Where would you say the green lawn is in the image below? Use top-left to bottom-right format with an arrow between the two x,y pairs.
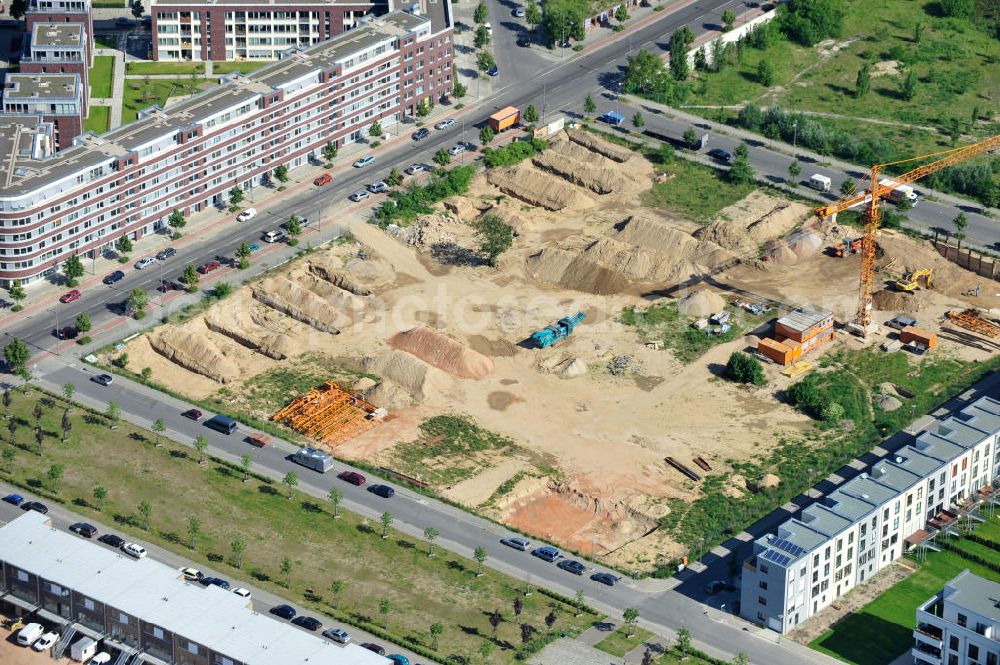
84,106 -> 110,135
594,627 -> 654,657
89,55 -> 115,98
621,302 -> 750,364
91,0 -> 127,6
122,78 -> 210,124
642,158 -> 754,224
213,60 -> 273,75
126,61 -> 206,75
94,35 -> 119,50
0,388 -> 598,664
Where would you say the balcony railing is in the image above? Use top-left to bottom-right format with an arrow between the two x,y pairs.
915,623 -> 943,641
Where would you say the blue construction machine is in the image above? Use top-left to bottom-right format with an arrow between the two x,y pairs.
530,312 -> 586,348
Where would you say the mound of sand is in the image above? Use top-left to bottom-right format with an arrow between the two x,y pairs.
565,128 -> 633,163
362,350 -> 454,402
486,164 -> 588,211
525,248 -> 633,295
880,383 -> 900,397
307,260 -> 373,296
766,242 -> 798,265
531,149 -> 625,195
759,473 -> 781,489
695,221 -> 757,256
877,394 -> 902,411
251,276 -> 343,334
873,288 -> 922,313
556,357 -> 588,378
614,215 -> 734,268
390,326 -> 495,379
468,335 -> 519,358
715,192 -> 810,243
203,297 -> 299,360
366,380 -> 413,411
149,327 -> 240,383
678,289 -> 726,316
787,231 -> 823,258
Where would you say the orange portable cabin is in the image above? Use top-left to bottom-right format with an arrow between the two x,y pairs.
488,106 -> 520,132
775,308 -> 834,343
758,338 -> 796,366
900,326 -> 937,350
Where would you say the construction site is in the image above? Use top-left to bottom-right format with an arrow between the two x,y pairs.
101,128 -> 1000,569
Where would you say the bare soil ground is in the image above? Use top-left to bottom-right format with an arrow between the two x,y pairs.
112,130 -> 999,569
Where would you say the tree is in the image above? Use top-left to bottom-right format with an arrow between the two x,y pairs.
280,556 -> 292,587
624,50 -> 670,96
230,538 -> 246,568
632,111 -> 645,129
328,487 -> 342,519
329,579 -> 344,609
131,0 -> 144,19
186,516 -> 201,549
127,288 -> 149,314
474,1 -> 489,24
525,1 -> 541,26
453,81 -> 468,99
115,234 -> 133,256
475,214 -> 514,267
474,545 -> 488,576
479,640 -> 493,661
63,253 -> 85,287
368,120 -> 384,138
855,62 -> 871,98
430,622 -> 444,650
913,20 -> 925,44
840,179 -> 857,196
899,68 -> 917,101
614,3 -> 629,23
722,9 -> 736,30
273,164 -> 289,185
9,0 -> 26,20
513,596 -> 523,616
385,168 -> 403,188
75,312 -> 91,333
92,485 -> 107,512
2,389 -> 9,420
322,141 -> 338,165
2,447 -> 15,474
821,400 -> 845,422
7,417 -> 17,445
4,338 -> 29,371
214,282 -> 232,298
239,453 -> 253,482
416,98 -> 433,117
181,263 -> 200,289
168,209 -> 186,231
659,142 -> 675,165
583,94 -> 596,115
285,215 -> 303,238
940,0 -> 974,18
282,471 -> 298,499
378,598 -> 392,629
676,627 -> 692,655
193,434 -> 208,464
138,499 -> 152,531
235,241 -> 252,270
953,212 -> 969,250
479,125 -> 495,146
105,401 -> 121,427
380,510 -> 393,538
669,28 -> 692,81
475,24 -> 491,49
228,185 -> 244,209
757,59 -> 775,86
778,0 -> 845,46
424,526 -> 439,556
540,0 -> 586,45
520,623 -> 534,644
683,126 -> 698,149
694,46 -> 708,71
523,104 -> 539,124
8,280 -> 26,306
47,463 -> 65,491
61,384 -> 76,405
152,418 -> 165,447
433,148 -> 452,166
489,609 -> 503,639
18,367 -> 32,394
574,589 -> 585,616
788,160 -> 802,183
728,153 -> 755,185
621,607 -> 640,636
642,649 -> 655,665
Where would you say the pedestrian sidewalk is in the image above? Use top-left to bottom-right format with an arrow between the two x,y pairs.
451,0 -> 492,101
95,47 -> 126,129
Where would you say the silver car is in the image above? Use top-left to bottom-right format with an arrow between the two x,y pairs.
349,190 -> 370,202
367,181 -> 389,194
405,163 -> 427,175
448,143 -> 466,156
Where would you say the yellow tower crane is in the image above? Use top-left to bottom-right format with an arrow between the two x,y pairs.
815,134 -> 1000,336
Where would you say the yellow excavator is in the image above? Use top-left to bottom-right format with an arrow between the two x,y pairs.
895,268 -> 932,292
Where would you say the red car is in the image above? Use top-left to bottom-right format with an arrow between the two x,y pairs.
313,173 -> 333,186
182,409 -> 203,421
198,260 -> 221,275
59,289 -> 81,303
338,471 -> 366,486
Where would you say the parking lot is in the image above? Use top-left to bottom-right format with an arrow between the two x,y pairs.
0,617 -> 74,665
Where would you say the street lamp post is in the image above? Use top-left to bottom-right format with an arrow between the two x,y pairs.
793,120 -> 798,153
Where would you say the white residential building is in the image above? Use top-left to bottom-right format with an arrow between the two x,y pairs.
914,569 -> 1000,665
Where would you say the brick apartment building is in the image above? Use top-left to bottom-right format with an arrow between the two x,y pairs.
24,0 -> 94,67
0,6 -> 452,286
150,0 -> 389,61
2,73 -> 84,151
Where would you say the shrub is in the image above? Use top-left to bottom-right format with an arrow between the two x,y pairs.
726,352 -> 767,385
482,139 -> 547,167
76,336 -> 92,345
372,165 -> 476,227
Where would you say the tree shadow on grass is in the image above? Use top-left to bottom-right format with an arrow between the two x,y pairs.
258,484 -> 279,496
300,501 -> 323,513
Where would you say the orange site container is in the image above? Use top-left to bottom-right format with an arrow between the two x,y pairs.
758,338 -> 795,366
900,326 -> 937,350
775,308 -> 834,344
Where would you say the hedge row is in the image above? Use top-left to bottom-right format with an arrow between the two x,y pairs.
938,537 -> 1000,573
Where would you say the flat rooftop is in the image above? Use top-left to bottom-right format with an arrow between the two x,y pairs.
0,512 -> 389,665
777,308 -> 833,333
31,22 -> 84,47
152,0 -> 385,5
944,569 -> 1000,623
5,73 -> 80,101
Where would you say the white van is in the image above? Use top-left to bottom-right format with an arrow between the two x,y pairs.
262,229 -> 286,243
122,542 -> 147,558
16,623 -> 44,646
809,174 -> 831,192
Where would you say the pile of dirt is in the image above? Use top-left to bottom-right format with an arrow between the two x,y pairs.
486,164 -> 588,211
307,260 -> 373,296
873,288 -> 922,313
149,327 -> 240,383
444,196 -> 490,221
876,394 -> 902,411
765,241 -> 799,265
468,335 -> 519,358
614,215 -> 734,267
565,128 -> 633,163
759,473 -> 781,489
555,356 -> 588,378
203,295 -> 298,360
366,381 -> 413,410
251,276 -> 343,334
390,326 -> 495,379
677,289 -> 726,316
583,238 -> 699,283
694,221 -> 757,256
716,191 -> 811,243
362,350 -> 454,402
787,231 -> 823,258
531,149 -> 625,195
526,248 -> 633,295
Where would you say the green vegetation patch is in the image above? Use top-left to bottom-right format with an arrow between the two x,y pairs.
373,165 -> 476,227
89,56 -> 115,98
642,159 -> 754,224
122,78 -> 210,124
621,302 -> 746,363
213,60 -> 273,74
126,61 -> 206,75
594,627 -> 654,657
84,106 -> 110,135
94,35 -> 119,49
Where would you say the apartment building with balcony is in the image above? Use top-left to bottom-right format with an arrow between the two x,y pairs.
0,510 -> 388,665
24,0 -> 93,67
19,23 -> 90,116
0,7 -> 452,286
2,73 -> 84,151
150,0 -> 389,61
914,569 -> 1000,665
741,395 -> 1000,634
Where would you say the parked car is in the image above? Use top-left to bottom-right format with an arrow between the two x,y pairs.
367,484 -> 395,498
32,631 -> 59,651
247,242 -> 261,253
91,373 -> 114,386
179,567 -> 203,581
387,655 -> 410,665
232,587 -> 252,600
557,559 -> 586,575
405,163 -> 426,175
135,257 -> 157,270
322,627 -> 351,644
263,229 -> 287,243
236,207 -> 257,222
198,260 -> 221,274
590,572 -> 620,586
201,577 -> 230,590
103,270 -> 125,285
500,537 -> 530,551
292,616 -> 322,631
21,501 -> 48,514
60,289 -> 81,303
360,643 -> 386,656
349,190 -> 370,202
69,522 -> 98,538
3,493 -> 24,506
156,247 -> 177,261
707,148 -> 733,164
434,118 -> 456,130
412,128 -> 430,141
159,278 -> 183,292
91,653 -> 112,664
16,623 -> 44,646
516,36 -> 531,47
270,604 -> 297,620
531,546 -> 561,562
353,155 -> 375,168
121,542 -> 147,559
513,5 -> 525,17
182,408 -> 203,421
886,315 -> 918,330
367,181 -> 389,194
448,143 -> 466,156
313,173 -> 333,186
56,326 -> 79,340
115,17 -> 132,26
337,470 -> 366,486
487,63 -> 499,77
98,534 -> 126,548
484,21 -> 492,35
704,580 -> 736,595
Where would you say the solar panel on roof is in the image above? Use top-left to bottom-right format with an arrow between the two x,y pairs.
771,538 -> 806,557
761,549 -> 791,567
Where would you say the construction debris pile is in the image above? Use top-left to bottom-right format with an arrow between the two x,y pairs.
272,381 -> 386,447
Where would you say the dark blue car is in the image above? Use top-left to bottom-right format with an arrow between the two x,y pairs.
103,270 -> 125,285
2,493 -> 24,506
201,577 -> 230,590
557,559 -> 586,575
270,604 -> 297,620
531,546 -> 561,562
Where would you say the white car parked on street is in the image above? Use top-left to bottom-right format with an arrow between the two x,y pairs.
236,207 -> 257,222
122,542 -> 147,558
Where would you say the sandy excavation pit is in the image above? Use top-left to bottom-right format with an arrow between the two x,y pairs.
111,129 -> 1000,567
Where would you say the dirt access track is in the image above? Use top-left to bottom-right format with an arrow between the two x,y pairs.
112,129 -> 1000,569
